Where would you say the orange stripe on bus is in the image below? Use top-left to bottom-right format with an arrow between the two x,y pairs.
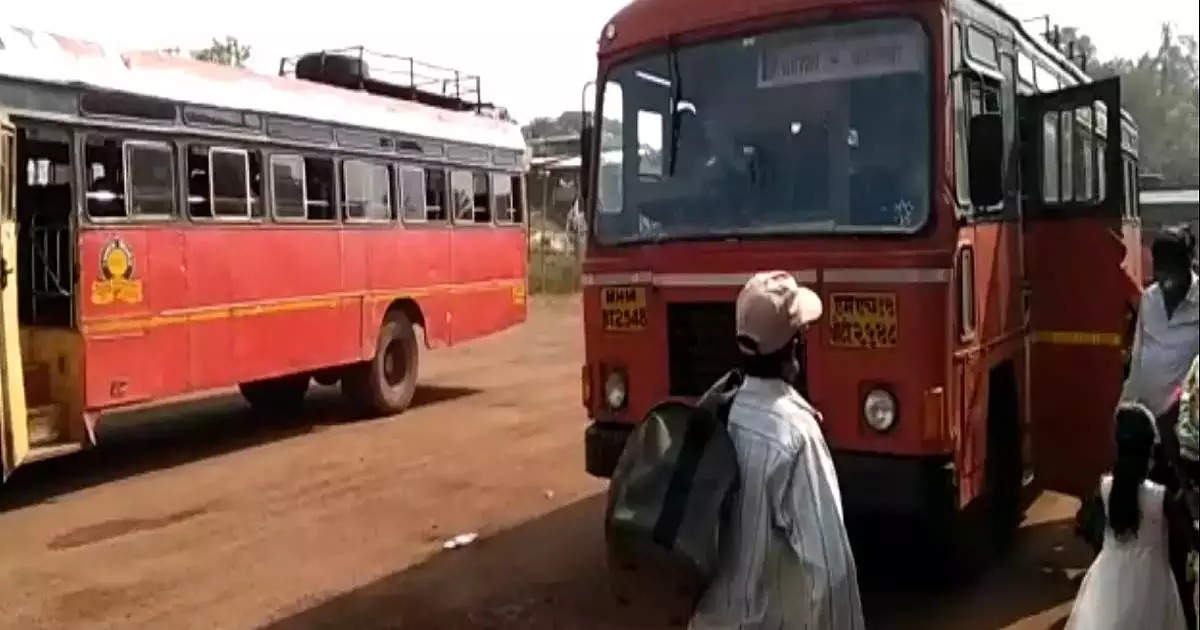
1031,331 -> 1123,347
81,279 -> 523,335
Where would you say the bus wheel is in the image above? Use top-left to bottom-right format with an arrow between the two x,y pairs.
239,374 -> 310,414
344,312 -> 419,415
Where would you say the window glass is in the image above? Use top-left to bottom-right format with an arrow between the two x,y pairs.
637,110 -> 663,177
187,146 -> 212,217
1059,111 -> 1073,201
271,154 -> 306,219
1035,66 -> 1060,92
1073,107 -> 1093,202
492,173 -> 515,223
596,81 -> 624,215
343,160 -> 391,221
212,148 -> 250,217
594,18 -> 931,243
1042,112 -> 1059,203
1096,139 -> 1106,202
451,170 -> 474,222
511,175 -> 524,223
85,137 -> 125,217
953,77 -> 970,206
399,166 -> 426,222
248,152 -> 263,217
126,142 -> 175,216
303,157 -> 335,220
472,171 -> 490,223
959,248 -> 975,337
966,26 -> 998,68
1017,51 -> 1034,86
425,168 -> 447,221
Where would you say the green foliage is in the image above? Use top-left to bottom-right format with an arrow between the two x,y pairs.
1087,24 -> 1199,187
191,37 -> 251,68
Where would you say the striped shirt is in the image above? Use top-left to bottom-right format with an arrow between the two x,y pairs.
691,377 -> 864,630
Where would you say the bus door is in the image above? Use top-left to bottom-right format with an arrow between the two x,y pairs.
0,115 -> 29,479
1019,77 -> 1129,496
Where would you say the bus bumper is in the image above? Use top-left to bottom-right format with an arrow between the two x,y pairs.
832,451 -> 957,518
585,421 -> 633,478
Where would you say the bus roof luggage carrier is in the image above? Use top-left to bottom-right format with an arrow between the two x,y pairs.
280,47 -> 496,115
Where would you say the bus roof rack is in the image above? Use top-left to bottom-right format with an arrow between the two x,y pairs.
279,47 -> 494,114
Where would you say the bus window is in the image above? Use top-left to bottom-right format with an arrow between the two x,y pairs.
492,173 -> 515,223
637,110 -> 664,177
270,154 -> 306,220
450,170 -> 473,223
425,168 -> 447,221
511,175 -> 524,224
1073,107 -> 1093,202
399,166 -> 426,222
472,171 -> 490,223
84,136 -> 126,218
1042,112 -> 1059,203
303,157 -> 335,221
1059,111 -> 1073,202
342,159 -> 392,222
211,148 -> 252,218
1035,65 -> 1060,93
966,26 -> 998,68
1017,51 -> 1034,89
187,146 -> 212,217
126,141 -> 175,217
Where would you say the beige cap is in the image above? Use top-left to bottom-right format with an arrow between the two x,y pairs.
735,271 -> 823,356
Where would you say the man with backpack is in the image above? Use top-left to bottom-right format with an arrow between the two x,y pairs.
691,271 -> 864,630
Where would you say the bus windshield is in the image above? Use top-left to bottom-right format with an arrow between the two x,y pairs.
594,18 -> 931,245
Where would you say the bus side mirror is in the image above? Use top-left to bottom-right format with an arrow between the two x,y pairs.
579,123 -> 594,205
968,113 -> 1004,207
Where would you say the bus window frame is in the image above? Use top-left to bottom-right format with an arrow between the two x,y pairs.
196,145 -> 260,223
397,163 -> 428,225
268,151 -> 339,225
122,138 -> 177,222
341,157 -> 394,225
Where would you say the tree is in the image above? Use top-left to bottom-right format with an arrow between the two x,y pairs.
191,37 -> 251,68
1077,24 -> 1199,187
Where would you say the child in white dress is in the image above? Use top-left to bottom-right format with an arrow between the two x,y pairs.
1066,403 -> 1188,630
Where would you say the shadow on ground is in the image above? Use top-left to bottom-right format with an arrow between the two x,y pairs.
260,493 -> 1090,630
0,384 -> 479,511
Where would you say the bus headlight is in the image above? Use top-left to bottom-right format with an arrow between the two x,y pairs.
605,370 -> 628,410
863,388 -> 897,432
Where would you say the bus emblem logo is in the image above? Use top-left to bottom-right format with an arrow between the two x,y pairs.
92,238 -> 143,305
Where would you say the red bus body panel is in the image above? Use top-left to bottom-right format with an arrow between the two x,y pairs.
79,225 -> 525,410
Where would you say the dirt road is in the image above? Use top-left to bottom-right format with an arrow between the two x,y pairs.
0,297 -> 1091,629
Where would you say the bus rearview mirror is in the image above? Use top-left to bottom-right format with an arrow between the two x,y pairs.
968,113 -> 1004,208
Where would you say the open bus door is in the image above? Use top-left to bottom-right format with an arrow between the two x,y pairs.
0,114 -> 29,480
1019,77 -> 1132,497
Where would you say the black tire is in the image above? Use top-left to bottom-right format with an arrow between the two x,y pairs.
343,312 -> 419,415
239,373 -> 310,414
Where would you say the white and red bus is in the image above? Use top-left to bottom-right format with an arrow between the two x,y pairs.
579,0 -> 1142,562
0,29 -> 528,478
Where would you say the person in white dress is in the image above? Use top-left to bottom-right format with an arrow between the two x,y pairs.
1066,403 -> 1189,630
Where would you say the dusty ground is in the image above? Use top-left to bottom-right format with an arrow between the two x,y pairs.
0,296 -> 1094,629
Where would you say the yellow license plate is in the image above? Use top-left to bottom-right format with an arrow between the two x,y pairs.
600,286 -> 648,331
829,293 -> 898,348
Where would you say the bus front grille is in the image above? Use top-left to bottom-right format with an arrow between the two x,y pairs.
667,302 -> 739,397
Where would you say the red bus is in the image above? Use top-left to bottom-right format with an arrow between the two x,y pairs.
0,32 -> 528,479
580,0 -> 1142,559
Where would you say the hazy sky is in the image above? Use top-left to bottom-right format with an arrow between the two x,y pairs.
5,0 -> 1197,123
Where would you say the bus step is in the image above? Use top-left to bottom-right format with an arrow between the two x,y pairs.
25,442 -> 84,464
23,361 -> 53,407
28,403 -> 65,447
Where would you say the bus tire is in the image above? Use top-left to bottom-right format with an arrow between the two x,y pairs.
239,374 -> 310,414
344,312 -> 419,415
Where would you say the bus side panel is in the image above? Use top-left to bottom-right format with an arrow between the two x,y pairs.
359,226 -> 453,356
79,228 -> 169,407
448,227 -> 525,344
225,228 -> 357,382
